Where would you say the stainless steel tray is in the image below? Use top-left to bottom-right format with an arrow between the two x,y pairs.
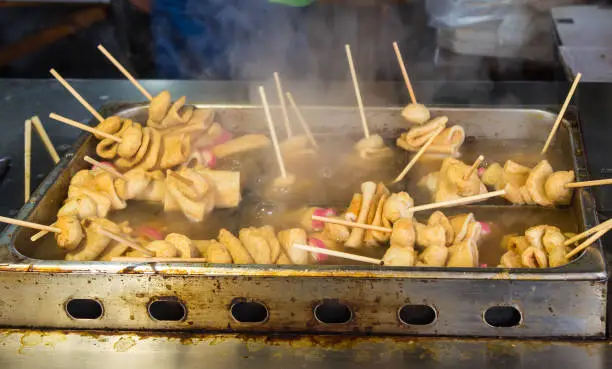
0,105 -> 606,338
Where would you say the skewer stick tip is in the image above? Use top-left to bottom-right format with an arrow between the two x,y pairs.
259,86 -> 287,179
49,113 -> 122,143
97,44 -> 153,101
31,116 -> 60,164
97,228 -> 154,257
391,125 -> 445,184
541,72 -> 582,154
49,68 -> 105,123
273,72 -> 292,138
84,156 -> 126,180
292,243 -> 383,265
564,178 -> 612,189
565,222 -> 611,259
409,189 -> 506,213
24,119 -> 32,203
392,41 -> 417,104
464,155 -> 485,180
0,215 -> 61,233
345,44 -> 370,139
311,215 -> 392,233
285,91 -> 318,148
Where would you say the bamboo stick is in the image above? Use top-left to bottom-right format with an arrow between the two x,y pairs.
31,116 -> 60,164
24,119 -> 31,203
97,44 -> 153,101
391,126 -> 445,184
0,216 -> 61,233
565,178 -> 612,189
50,68 -> 104,123
541,73 -> 582,154
311,215 -> 392,233
410,190 -> 506,213
259,86 -> 287,179
49,113 -> 122,143
293,243 -> 383,265
345,44 -> 370,139
84,156 -> 126,180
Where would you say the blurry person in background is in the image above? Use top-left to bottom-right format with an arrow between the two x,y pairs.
123,0 -> 418,82
149,0 -> 317,80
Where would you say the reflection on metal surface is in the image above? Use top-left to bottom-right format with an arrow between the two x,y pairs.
0,329 -> 610,369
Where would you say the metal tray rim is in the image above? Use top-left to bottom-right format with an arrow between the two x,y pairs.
0,106 -> 604,280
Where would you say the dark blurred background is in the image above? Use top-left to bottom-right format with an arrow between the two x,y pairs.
1,0 -> 601,83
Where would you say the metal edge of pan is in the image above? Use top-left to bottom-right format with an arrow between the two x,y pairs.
0,105 -> 604,281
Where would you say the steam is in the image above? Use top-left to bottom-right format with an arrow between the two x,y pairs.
153,1 -> 414,106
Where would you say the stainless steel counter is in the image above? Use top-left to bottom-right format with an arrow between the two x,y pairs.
0,330 -> 611,369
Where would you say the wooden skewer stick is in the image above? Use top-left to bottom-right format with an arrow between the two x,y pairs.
97,44 -> 153,101
391,126 -> 445,184
96,228 -> 154,256
259,86 -> 287,179
563,218 -> 612,246
392,41 -> 416,104
293,243 -> 383,265
565,178 -> 612,189
464,155 -> 484,180
84,156 -> 126,180
312,215 -> 392,233
273,72 -> 292,138
31,227 -> 51,242
541,72 -> 582,154
24,119 -> 32,203
0,216 -> 61,233
169,171 -> 194,186
31,116 -> 60,164
286,92 -> 318,148
49,113 -> 122,143
410,189 -> 507,213
565,222 -> 612,259
345,44 -> 370,139
111,257 -> 208,263
50,68 -> 104,123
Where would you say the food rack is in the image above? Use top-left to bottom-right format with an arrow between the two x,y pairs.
0,103 -> 606,338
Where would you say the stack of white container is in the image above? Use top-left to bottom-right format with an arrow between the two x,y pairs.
426,0 -> 579,62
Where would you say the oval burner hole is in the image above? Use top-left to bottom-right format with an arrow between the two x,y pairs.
484,306 -> 522,327
314,300 -> 352,324
398,304 -> 437,326
148,299 -> 186,321
230,301 -> 268,323
65,299 -> 103,320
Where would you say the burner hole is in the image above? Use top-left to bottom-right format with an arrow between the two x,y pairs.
398,304 -> 437,326
65,299 -> 103,320
484,306 -> 522,327
230,300 -> 268,323
148,299 -> 186,321
314,300 -> 352,324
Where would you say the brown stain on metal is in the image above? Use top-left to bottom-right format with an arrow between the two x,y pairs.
0,328 -> 609,356
16,331 -> 68,354
18,332 -> 43,353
